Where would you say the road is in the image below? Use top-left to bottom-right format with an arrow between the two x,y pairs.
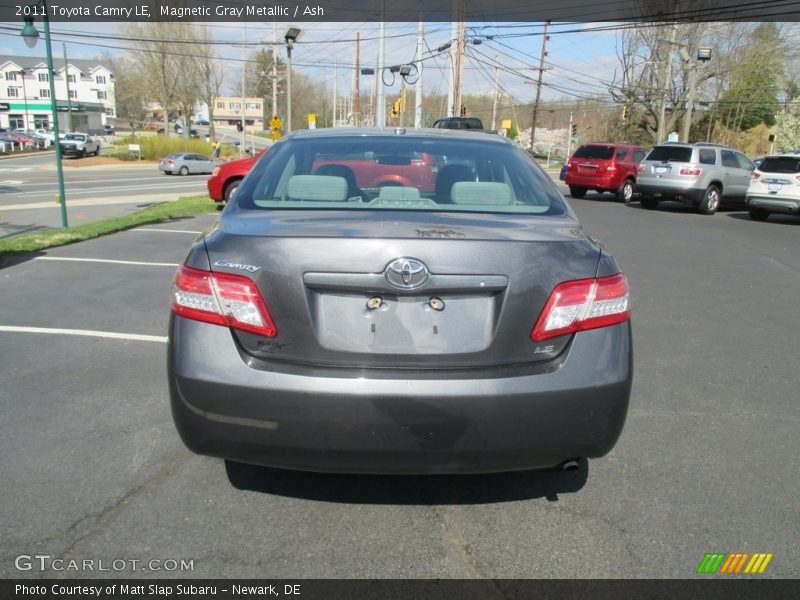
0,152 -> 211,238
0,185 -> 797,580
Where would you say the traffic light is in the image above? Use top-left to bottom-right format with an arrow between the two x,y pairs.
571,124 -> 577,136
621,106 -> 628,121
236,121 -> 243,132
390,98 -> 401,119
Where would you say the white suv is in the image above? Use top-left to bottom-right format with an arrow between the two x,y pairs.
746,154 -> 800,221
637,143 -> 755,215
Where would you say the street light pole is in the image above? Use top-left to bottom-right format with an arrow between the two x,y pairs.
18,70 -> 30,130
21,0 -> 68,228
284,28 -> 301,134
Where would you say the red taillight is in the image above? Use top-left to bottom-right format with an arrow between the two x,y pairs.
172,265 -> 277,337
750,171 -> 761,180
530,273 -> 630,342
679,166 -> 702,176
168,160 -> 175,165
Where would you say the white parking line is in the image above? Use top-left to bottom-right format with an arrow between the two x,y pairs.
35,257 -> 179,267
135,228 -> 202,234
0,326 -> 167,343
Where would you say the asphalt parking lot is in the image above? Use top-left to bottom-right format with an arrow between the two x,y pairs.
1,191 -> 798,579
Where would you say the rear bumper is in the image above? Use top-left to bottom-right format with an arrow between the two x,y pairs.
168,317 -> 633,474
636,181 -> 704,205
746,195 -> 800,214
564,173 -> 619,190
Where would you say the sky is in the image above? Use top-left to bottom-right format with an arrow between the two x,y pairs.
0,20 -> 623,109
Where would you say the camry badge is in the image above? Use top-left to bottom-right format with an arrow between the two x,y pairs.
385,258 -> 429,289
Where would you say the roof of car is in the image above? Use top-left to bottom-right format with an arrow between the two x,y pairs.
285,127 -> 513,146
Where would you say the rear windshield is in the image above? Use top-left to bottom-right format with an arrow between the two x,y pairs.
647,146 -> 693,162
572,145 -> 615,160
759,156 -> 800,173
234,136 -> 566,215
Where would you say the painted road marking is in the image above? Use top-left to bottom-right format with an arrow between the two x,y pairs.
135,228 -> 202,234
0,326 -> 167,344
35,257 -> 179,267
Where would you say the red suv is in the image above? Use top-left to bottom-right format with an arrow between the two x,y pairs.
564,143 -> 648,202
207,149 -> 267,202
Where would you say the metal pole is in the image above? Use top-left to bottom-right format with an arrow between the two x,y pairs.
566,112 -> 574,159
447,21 -> 456,117
491,54 -> 498,130
682,62 -> 697,143
240,23 -> 246,155
332,61 -> 337,127
44,3 -> 68,227
376,18 -> 385,127
286,43 -> 293,133
272,23 -> 278,123
62,43 -> 73,132
19,70 -> 30,129
414,21 -> 423,129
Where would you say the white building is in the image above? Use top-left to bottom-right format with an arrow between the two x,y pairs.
0,55 -> 115,134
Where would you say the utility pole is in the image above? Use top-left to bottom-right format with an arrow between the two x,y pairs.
446,21 -> 456,117
414,21 -> 423,128
376,13 -> 385,127
332,61 -> 337,127
453,20 -> 465,117
529,20 -> 550,153
240,22 -> 246,154
63,43 -> 73,132
491,53 -> 499,130
354,33 -> 361,126
272,22 -> 278,122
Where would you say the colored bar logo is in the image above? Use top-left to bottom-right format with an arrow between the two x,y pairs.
696,552 -> 773,574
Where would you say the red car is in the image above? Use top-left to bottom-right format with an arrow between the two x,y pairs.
564,143 -> 648,202
207,150 -> 266,202
314,151 -> 441,192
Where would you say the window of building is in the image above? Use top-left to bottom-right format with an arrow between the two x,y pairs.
216,102 -> 225,109
96,91 -> 107,100
230,102 -> 242,110
68,90 -> 77,99
34,115 -> 49,129
40,89 -> 50,99
246,103 -> 261,110
105,108 -> 114,117
9,114 -> 24,128
66,74 -> 76,83
95,75 -> 106,85
7,87 -> 18,97
38,72 -> 49,83
6,72 -> 17,81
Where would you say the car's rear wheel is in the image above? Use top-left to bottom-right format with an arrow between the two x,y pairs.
617,179 -> 635,203
569,186 -> 587,199
748,208 -> 769,221
224,179 -> 242,202
698,185 -> 721,215
640,196 -> 659,210
179,166 -> 189,176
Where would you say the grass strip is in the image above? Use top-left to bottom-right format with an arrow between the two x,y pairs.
0,195 -> 218,256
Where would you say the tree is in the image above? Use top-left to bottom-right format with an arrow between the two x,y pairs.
774,112 -> 800,151
193,25 -> 225,140
103,54 -> 148,132
121,22 -> 198,136
713,23 -> 784,133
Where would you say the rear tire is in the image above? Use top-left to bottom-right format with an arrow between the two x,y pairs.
179,166 -> 189,176
569,186 -> 587,199
640,196 -> 659,210
748,208 -> 769,221
617,179 -> 635,203
698,185 -> 721,215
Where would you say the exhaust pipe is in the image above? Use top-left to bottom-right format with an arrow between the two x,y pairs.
561,459 -> 581,472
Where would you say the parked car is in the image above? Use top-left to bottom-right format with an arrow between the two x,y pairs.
168,128 -> 633,476
564,143 -> 648,202
207,149 -> 266,202
195,119 -> 209,126
159,152 -> 218,175
103,124 -> 115,136
745,153 -> 800,221
59,133 -> 100,157
637,142 -> 755,214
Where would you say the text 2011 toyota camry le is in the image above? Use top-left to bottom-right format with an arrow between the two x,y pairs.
168,128 -> 632,475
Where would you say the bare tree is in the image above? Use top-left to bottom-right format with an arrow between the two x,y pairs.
194,25 -> 225,140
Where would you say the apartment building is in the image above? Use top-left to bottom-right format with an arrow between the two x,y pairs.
199,97 -> 266,129
0,55 -> 115,133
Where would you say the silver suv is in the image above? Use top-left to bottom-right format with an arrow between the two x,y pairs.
637,143 -> 755,215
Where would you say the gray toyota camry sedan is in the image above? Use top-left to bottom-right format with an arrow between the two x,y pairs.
168,128 -> 632,475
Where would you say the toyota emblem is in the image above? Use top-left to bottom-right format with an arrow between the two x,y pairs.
385,258 -> 429,289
